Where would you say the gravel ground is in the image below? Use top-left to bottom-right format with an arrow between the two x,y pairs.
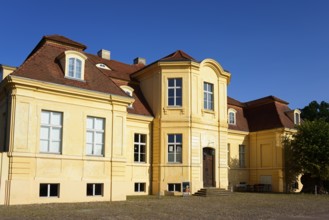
1,193 -> 329,220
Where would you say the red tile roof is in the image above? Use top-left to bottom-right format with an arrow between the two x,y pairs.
160,50 -> 197,62
228,96 -> 295,132
11,35 -> 152,117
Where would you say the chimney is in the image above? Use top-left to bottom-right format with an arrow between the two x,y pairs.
133,57 -> 146,65
97,49 -> 111,60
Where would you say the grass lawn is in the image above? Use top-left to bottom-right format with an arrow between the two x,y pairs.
0,193 -> 329,219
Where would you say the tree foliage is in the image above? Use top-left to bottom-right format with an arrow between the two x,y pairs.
284,119 -> 329,192
301,101 -> 329,122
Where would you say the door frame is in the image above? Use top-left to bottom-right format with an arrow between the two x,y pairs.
203,147 -> 215,187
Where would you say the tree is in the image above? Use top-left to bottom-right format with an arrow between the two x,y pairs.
301,101 -> 329,122
284,119 -> 329,193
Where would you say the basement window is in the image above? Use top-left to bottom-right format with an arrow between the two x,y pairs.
39,183 -> 60,197
168,183 -> 181,192
134,183 -> 146,192
86,183 -> 103,196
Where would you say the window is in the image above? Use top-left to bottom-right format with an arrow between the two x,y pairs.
87,183 -> 103,196
168,78 -> 182,106
39,184 -> 59,197
168,183 -> 181,192
57,50 -> 87,81
134,134 -> 146,162
228,109 -> 237,125
239,145 -> 246,168
204,82 -> 214,110
168,134 -> 182,163
120,86 -> 134,108
86,117 -> 105,156
68,57 -> 82,79
134,183 -> 146,192
294,112 -> 300,125
40,111 -> 62,153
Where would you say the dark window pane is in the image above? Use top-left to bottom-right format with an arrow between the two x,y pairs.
134,183 -> 138,192
168,135 -> 174,143
168,89 -> 174,97
140,134 -> 146,143
134,153 -> 139,162
87,184 -> 93,196
176,134 -> 182,143
168,79 -> 174,87
176,88 -> 182,97
134,134 -> 138,142
95,184 -> 102,195
176,97 -> 182,106
39,184 -> 48,197
140,153 -> 145,162
176,79 -> 182,87
168,184 -> 174,191
168,98 -> 175,106
49,184 -> 58,197
175,184 -> 181,192
140,145 -> 145,153
140,183 -> 145,191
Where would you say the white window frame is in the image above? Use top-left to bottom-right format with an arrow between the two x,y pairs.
39,183 -> 60,197
294,111 -> 301,125
134,182 -> 146,192
239,144 -> 246,168
168,183 -> 181,192
204,82 -> 214,110
168,78 -> 182,107
228,108 -> 237,125
168,134 -> 182,163
86,116 -> 105,156
58,50 -> 87,81
68,57 -> 82,79
134,134 -> 146,163
40,110 -> 62,154
120,86 -> 134,108
86,183 -> 103,196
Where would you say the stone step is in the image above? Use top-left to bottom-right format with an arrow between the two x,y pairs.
193,188 -> 231,197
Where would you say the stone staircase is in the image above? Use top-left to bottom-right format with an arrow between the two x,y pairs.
193,188 -> 231,197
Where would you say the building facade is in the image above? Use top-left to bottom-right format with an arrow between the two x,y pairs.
0,35 -> 300,205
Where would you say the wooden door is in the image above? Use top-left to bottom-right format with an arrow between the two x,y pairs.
203,148 -> 215,187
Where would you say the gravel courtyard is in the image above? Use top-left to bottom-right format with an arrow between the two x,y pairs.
1,193 -> 329,219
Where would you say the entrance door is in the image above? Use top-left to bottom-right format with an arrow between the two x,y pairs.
203,148 -> 215,187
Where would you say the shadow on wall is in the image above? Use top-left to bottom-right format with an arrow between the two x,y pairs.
228,158 -> 249,188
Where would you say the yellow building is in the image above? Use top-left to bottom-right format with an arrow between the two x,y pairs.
0,35 -> 300,205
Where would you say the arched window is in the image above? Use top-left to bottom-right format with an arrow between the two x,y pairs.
120,86 -> 134,108
57,50 -> 87,81
228,108 -> 237,125
294,110 -> 301,125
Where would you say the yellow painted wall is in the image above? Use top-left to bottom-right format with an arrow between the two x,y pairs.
0,76 -> 146,205
136,59 -> 231,195
227,130 -> 249,188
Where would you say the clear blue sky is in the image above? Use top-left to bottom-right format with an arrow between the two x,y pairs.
1,0 -> 328,109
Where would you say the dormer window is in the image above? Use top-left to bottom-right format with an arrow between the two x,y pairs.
228,108 -> 237,125
57,50 -> 87,81
120,86 -> 134,108
294,110 -> 301,125
96,63 -> 111,70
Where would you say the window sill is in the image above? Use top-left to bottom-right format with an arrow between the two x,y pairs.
163,107 -> 185,115
202,109 -> 215,115
86,154 -> 104,157
64,76 -> 86,82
